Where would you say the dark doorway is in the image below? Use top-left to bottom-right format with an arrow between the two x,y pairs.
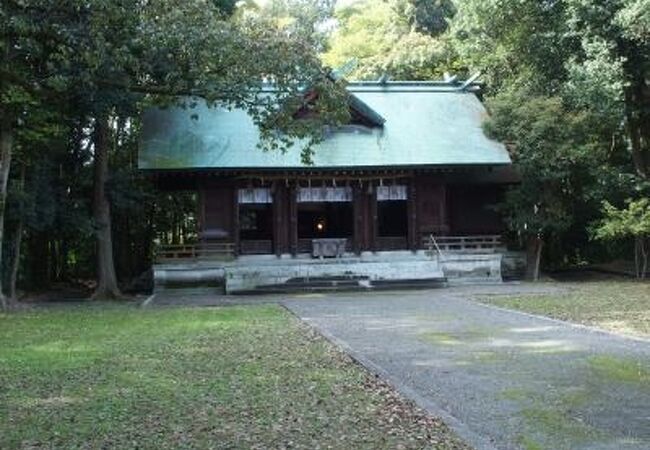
298,202 -> 353,239
378,200 -> 407,237
239,204 -> 273,240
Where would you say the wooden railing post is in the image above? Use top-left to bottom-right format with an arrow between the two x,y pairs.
419,234 -> 503,253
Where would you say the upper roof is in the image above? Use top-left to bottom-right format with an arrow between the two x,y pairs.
139,81 -> 511,171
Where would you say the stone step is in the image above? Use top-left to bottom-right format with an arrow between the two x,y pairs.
233,285 -> 369,295
225,259 -> 444,294
232,277 -> 447,295
371,278 -> 448,290
284,275 -> 370,284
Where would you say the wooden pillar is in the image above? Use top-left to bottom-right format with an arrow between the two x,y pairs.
353,184 -> 364,255
288,185 -> 298,256
440,183 -> 450,234
407,180 -> 418,251
232,187 -> 240,256
272,184 -> 282,256
369,187 -> 378,252
197,189 -> 206,238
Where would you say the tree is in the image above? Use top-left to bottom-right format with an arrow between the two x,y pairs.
2,99 -> 70,301
246,0 -> 336,52
323,0 -> 459,80
451,0 -> 574,92
595,198 -> 650,279
452,0 -> 648,178
484,92 -> 599,280
451,0 -> 649,277
2,0 -> 349,302
0,0 -> 77,306
564,0 -> 650,180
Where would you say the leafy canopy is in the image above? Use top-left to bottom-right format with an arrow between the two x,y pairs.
322,0 -> 458,80
595,199 -> 650,242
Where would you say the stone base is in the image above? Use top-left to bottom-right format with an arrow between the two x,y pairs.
225,257 -> 445,294
153,250 -> 504,294
441,253 -> 503,285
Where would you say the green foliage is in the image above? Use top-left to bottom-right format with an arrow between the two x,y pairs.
453,0 -> 650,270
484,90 -> 597,242
615,0 -> 650,41
0,0 -> 352,293
451,0 -> 573,92
593,198 -> 650,278
4,0 -> 349,159
563,39 -> 626,124
244,0 -> 336,51
389,0 -> 456,36
323,0 -> 459,80
1,0 -> 648,290
595,198 -> 650,241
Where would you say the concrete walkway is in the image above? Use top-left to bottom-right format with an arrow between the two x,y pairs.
283,287 -> 650,450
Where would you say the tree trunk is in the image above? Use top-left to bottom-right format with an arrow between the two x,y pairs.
525,235 -> 543,281
8,213 -> 24,300
635,237 -> 640,279
636,236 -> 648,280
622,42 -> 649,180
0,114 -> 14,309
626,103 -> 649,180
8,165 -> 25,300
642,239 -> 648,281
92,116 -> 122,300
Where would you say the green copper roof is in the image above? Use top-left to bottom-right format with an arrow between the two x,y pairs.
139,82 -> 511,170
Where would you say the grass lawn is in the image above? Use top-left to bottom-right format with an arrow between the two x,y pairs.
0,304 -> 468,449
478,281 -> 650,338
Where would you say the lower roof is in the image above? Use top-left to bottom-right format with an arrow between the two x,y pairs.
139,83 -> 511,170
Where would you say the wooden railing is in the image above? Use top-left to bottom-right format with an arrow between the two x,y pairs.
155,243 -> 235,262
155,235 -> 503,262
421,235 -> 502,252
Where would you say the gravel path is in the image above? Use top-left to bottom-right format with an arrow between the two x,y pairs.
283,287 -> 650,450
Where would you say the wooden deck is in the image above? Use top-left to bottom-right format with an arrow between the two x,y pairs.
155,243 -> 236,262
155,235 -> 503,263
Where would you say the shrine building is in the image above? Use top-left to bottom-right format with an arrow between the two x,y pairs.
140,80 -> 518,293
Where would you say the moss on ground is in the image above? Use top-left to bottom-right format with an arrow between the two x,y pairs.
419,331 -> 463,345
519,435 -> 545,450
588,355 -> 650,386
418,327 -> 501,346
520,406 -> 600,444
501,385 -> 604,450
499,388 -> 529,401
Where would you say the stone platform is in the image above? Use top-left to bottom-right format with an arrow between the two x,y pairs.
153,250 -> 503,295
